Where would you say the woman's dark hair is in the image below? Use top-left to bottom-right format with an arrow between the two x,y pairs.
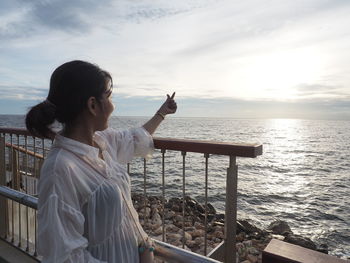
25,60 -> 113,138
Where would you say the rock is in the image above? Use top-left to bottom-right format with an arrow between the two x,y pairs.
247,246 -> 260,256
236,232 -> 246,242
317,243 -> 329,254
243,240 -> 253,247
184,226 -> 195,233
214,230 -> 224,239
151,212 -> 162,227
247,254 -> 258,263
238,219 -> 263,234
236,242 -> 246,258
207,203 -> 216,215
271,234 -> 285,240
191,229 -> 205,238
185,196 -> 198,207
213,225 -> 224,232
164,210 -> 176,219
153,226 -> 163,235
267,220 -> 292,235
213,221 -> 224,227
216,213 -> 225,221
172,204 -> 181,212
138,207 -> 151,218
166,233 -> 182,243
179,230 -> 192,241
194,237 -> 205,245
186,240 -> 196,248
166,224 -> 179,232
284,234 -> 317,250
194,222 -> 205,230
196,204 -> 205,214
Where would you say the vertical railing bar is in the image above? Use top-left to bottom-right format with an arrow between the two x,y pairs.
10,134 -> 14,243
0,135 -> 8,240
25,136 -> 30,252
127,163 -> 130,175
42,138 -> 45,158
33,137 -> 38,256
204,153 -> 209,256
161,149 -> 166,242
17,134 -> 22,247
4,134 -> 8,240
181,151 -> 186,249
143,158 -> 147,228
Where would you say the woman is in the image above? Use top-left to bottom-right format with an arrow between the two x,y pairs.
25,60 -> 177,263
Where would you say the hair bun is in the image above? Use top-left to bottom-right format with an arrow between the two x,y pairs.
25,100 -> 57,139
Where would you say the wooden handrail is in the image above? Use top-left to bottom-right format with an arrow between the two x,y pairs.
0,127 -> 32,137
1,127 -> 263,158
154,137 -> 262,157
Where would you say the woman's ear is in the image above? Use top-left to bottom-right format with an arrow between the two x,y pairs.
87,96 -> 98,116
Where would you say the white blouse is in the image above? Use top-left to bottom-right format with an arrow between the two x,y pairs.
37,127 -> 154,263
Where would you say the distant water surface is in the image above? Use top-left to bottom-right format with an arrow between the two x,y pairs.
1,115 -> 349,258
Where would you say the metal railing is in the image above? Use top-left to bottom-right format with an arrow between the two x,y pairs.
0,127 -> 263,262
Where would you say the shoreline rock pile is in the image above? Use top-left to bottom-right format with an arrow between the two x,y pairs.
131,193 -> 327,263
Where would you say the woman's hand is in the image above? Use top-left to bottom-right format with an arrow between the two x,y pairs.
143,92 -> 177,135
158,92 -> 177,115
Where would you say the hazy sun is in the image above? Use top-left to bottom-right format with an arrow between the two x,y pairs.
230,47 -> 326,101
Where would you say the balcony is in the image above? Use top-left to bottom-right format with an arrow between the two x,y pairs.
0,127 -> 262,262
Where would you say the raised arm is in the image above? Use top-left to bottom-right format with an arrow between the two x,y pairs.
142,92 -> 177,135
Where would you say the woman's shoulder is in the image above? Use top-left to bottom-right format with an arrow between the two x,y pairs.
41,147 -> 77,176
39,148 -> 92,208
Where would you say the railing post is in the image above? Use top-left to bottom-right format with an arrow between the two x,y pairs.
0,136 -> 7,238
224,156 -> 238,263
12,149 -> 20,191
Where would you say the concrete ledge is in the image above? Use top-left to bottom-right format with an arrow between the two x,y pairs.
0,239 -> 38,263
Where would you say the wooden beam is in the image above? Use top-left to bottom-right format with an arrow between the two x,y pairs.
262,239 -> 349,263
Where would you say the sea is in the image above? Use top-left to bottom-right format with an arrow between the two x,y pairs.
0,115 -> 349,259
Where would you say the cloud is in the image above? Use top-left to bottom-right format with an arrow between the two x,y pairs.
0,0 -> 215,40
0,85 -> 47,100
294,84 -> 350,100
0,0 -> 350,119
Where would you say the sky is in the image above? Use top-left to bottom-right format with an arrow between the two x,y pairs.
0,0 -> 350,119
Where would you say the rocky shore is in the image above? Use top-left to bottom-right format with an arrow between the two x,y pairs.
132,193 -> 328,263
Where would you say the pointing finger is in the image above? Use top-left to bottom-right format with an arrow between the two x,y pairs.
171,92 -> 176,99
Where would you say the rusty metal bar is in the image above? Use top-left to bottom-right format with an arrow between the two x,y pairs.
33,137 -> 37,256
143,158 -> 147,228
5,143 -> 44,160
17,135 -> 22,247
24,135 -> 30,252
10,134 -> 15,243
204,153 -> 209,255
181,151 -> 186,249
161,149 -> 166,242
0,136 -> 7,238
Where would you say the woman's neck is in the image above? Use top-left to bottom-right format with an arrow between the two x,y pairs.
62,124 -> 95,147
